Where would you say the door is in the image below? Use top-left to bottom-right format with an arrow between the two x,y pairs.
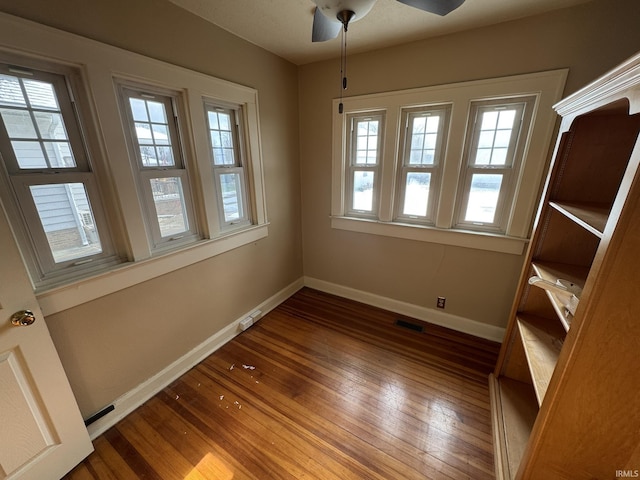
0,209 -> 93,479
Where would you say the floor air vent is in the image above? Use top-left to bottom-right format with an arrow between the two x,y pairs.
395,319 -> 424,333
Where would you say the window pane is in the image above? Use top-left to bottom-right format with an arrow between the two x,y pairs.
147,101 -> 167,123
207,111 -> 219,130
34,112 -> 68,140
464,174 -> 503,223
150,177 -> 188,238
10,140 -> 47,168
155,146 -> 174,167
43,141 -> 74,168
0,74 -> 26,106
219,172 -> 244,222
481,111 -> 498,130
29,183 -> 103,263
412,116 -> 426,134
352,170 -> 374,211
426,116 -> 440,133
151,124 -> 170,145
0,108 -> 38,138
494,129 -> 512,148
218,112 -> 231,131
135,123 -> 153,142
129,98 -> 148,121
23,79 -> 58,110
497,109 -> 516,129
403,172 -> 430,216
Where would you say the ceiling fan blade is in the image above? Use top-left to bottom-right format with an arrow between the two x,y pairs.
312,7 -> 342,42
395,0 -> 465,16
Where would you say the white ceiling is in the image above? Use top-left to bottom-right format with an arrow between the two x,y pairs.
168,0 -> 594,65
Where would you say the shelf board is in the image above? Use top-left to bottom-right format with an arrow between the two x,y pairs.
516,315 -> 565,406
531,262 -> 588,330
490,375 -> 538,480
548,201 -> 608,238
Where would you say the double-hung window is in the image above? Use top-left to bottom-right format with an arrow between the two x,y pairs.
346,113 -> 384,217
119,85 -> 199,251
455,98 -> 534,232
0,17 -> 270,311
205,102 -> 251,229
332,71 -> 567,254
0,63 -> 117,287
395,106 -> 451,224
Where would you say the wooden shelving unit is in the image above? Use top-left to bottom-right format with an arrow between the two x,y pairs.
490,53 -> 640,479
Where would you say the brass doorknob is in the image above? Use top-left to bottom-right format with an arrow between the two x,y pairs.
10,310 -> 36,326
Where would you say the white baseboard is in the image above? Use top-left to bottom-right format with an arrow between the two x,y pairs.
303,276 -> 505,343
86,277 -> 305,439
86,275 -> 503,439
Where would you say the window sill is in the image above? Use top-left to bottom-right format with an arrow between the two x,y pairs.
36,223 -> 269,316
331,216 -> 527,255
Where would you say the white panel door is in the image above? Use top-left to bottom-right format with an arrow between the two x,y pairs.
0,208 -> 93,479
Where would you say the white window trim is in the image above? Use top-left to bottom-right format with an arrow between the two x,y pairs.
345,112 -> 384,218
0,13 -> 268,315
117,83 -> 201,251
454,97 -> 535,233
394,104 -> 451,225
331,69 -> 568,255
204,101 -> 253,231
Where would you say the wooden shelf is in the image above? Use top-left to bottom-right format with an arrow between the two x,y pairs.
531,262 -> 588,330
516,315 -> 565,405
492,53 -> 640,480
490,375 -> 538,480
549,201 -> 608,238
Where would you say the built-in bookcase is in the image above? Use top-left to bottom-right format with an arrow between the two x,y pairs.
490,53 -> 640,479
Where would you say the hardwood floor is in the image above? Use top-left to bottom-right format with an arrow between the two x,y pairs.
65,288 -> 499,479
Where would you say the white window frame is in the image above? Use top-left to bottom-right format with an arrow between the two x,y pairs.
0,13 -> 269,314
117,83 -> 200,251
455,97 -> 536,233
394,105 -> 451,225
345,112 -> 384,218
0,59 -> 121,288
331,70 -> 568,255
204,101 -> 252,230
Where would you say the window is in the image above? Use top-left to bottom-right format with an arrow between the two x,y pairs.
331,70 -> 568,254
0,17 -> 270,309
395,106 -> 451,224
0,62 -> 118,286
205,102 -> 251,229
346,113 -> 384,217
119,84 -> 199,251
456,98 -> 534,232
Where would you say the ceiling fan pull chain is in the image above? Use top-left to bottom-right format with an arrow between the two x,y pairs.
338,24 -> 347,114
337,9 -> 355,114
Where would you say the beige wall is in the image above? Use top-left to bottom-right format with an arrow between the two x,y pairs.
298,0 -> 640,328
0,0 -> 302,417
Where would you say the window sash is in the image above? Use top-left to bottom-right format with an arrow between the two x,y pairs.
213,167 -> 249,227
455,100 -> 530,232
120,84 -> 200,250
0,65 -> 90,174
395,107 -> 450,223
346,113 -> 383,217
9,173 -> 118,283
205,103 -> 252,230
0,64 -> 118,286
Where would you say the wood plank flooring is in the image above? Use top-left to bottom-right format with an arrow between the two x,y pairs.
64,288 -> 499,479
